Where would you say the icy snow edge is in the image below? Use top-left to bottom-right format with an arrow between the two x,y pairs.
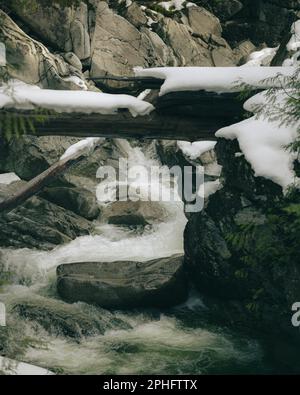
0,80 -> 154,117
134,67 -> 297,95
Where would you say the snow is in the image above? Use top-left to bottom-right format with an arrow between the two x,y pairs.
216,91 -> 299,190
242,47 -> 278,67
60,138 -> 105,161
118,0 -> 132,7
159,1 -> 195,11
0,80 -> 154,117
62,76 -> 88,90
0,42 -> 6,67
0,172 -> 20,185
137,89 -> 152,101
177,141 -> 216,160
0,356 -> 54,375
287,20 -> 300,52
282,50 -> 300,67
135,67 -> 297,95
204,180 -> 222,198
198,179 -> 222,199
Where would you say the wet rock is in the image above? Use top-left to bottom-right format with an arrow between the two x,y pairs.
0,136 -> 79,181
102,201 -> 168,226
57,255 -> 188,309
13,295 -> 131,339
0,135 -> 111,186
42,186 -> 100,220
0,182 -> 92,250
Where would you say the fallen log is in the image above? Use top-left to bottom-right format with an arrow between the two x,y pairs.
0,91 -> 244,141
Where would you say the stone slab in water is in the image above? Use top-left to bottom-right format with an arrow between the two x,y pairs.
57,255 -> 187,309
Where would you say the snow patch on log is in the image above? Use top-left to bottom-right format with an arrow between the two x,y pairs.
135,67 -> 297,95
0,80 -> 154,117
177,141 -> 216,160
60,138 -> 105,161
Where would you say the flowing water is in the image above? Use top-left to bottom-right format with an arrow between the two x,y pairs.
0,140 -> 277,374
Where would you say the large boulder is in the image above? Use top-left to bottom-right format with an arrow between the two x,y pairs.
0,136 -> 81,181
56,255 -> 188,309
0,182 -> 92,250
42,186 -> 100,220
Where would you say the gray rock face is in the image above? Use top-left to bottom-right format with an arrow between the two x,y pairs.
57,255 -> 188,309
90,1 -> 238,83
13,295 -> 130,339
0,182 -> 92,250
0,10 -> 86,90
42,186 -> 100,220
233,40 -> 256,65
90,1 -> 171,84
0,136 -> 80,181
10,1 -> 91,60
187,5 -> 223,37
158,17 -> 212,66
91,1 -> 145,79
70,2 -> 91,60
124,2 -> 148,28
